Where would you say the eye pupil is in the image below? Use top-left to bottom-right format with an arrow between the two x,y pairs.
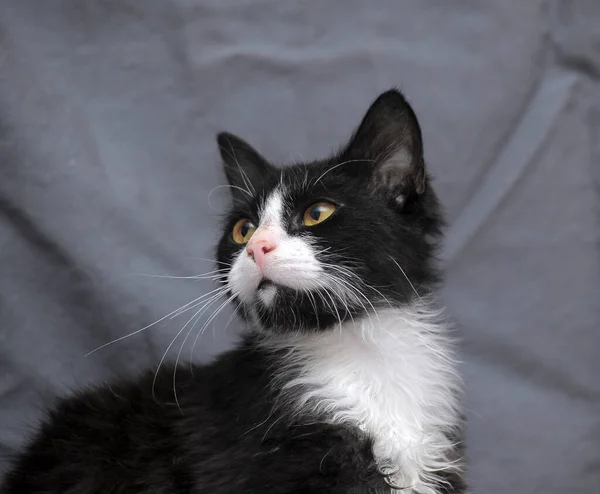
232,219 -> 256,244
302,202 -> 336,227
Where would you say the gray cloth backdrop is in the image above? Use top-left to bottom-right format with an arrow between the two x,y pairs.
0,1 -> 598,493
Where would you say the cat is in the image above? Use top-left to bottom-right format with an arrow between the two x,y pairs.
0,89 -> 466,494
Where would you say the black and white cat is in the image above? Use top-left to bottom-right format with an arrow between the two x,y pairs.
1,90 -> 466,494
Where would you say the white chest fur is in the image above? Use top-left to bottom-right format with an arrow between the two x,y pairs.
266,305 -> 462,494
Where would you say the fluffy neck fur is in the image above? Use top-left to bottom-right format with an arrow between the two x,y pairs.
259,302 -> 462,494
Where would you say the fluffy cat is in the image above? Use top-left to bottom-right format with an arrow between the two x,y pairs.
0,89 -> 466,494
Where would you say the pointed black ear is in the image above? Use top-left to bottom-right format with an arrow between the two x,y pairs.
216,132 -> 275,200
345,89 -> 426,203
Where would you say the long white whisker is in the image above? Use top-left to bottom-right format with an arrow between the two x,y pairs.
320,268 -> 379,331
132,273 -> 228,281
203,294 -> 239,337
189,292 -> 238,361
208,183 -> 252,204
325,263 -> 394,311
306,291 -> 320,329
173,289 -> 237,405
184,256 -> 232,267
323,277 -> 356,328
154,289 -> 229,408
224,136 -> 256,195
312,159 -> 375,186
318,283 -> 343,334
131,267 -> 230,281
170,286 -> 229,318
389,255 -> 422,301
171,308 -> 208,412
325,275 -> 368,328
151,303 -> 207,407
85,288 -> 225,356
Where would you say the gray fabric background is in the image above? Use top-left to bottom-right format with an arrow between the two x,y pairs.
0,1 -> 598,493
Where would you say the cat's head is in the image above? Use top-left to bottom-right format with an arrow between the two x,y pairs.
216,89 -> 443,333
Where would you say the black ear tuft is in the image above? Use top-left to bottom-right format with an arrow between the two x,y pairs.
344,89 -> 427,204
216,132 -> 275,200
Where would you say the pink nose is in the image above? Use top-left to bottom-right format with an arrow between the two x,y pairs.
246,235 -> 277,269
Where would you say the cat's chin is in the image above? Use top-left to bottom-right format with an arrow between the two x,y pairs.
257,279 -> 275,290
243,286 -> 360,335
256,280 -> 278,306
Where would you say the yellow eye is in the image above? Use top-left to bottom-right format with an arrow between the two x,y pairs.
232,219 -> 256,244
303,202 -> 337,227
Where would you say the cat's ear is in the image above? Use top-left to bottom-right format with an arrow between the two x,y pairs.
216,132 -> 275,200
346,89 -> 426,203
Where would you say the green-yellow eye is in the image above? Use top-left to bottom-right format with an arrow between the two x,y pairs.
232,219 -> 256,244
303,202 -> 336,227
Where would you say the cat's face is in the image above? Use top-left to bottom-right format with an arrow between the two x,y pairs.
216,90 -> 443,333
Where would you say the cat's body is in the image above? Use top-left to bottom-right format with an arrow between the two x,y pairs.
2,339 -> 384,493
1,317 -> 461,494
1,90 -> 466,493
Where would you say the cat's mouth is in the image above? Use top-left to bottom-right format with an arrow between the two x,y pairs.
257,278 -> 275,290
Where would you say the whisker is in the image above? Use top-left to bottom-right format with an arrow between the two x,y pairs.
197,293 -> 238,339
261,415 -> 284,442
319,283 -> 343,334
323,278 -> 356,329
389,255 -> 422,301
154,289 -> 229,409
132,271 -> 228,281
306,290 -> 320,329
208,183 -> 252,203
151,303 -> 207,408
171,308 -> 208,411
325,264 -> 394,310
219,301 -> 243,339
325,276 -> 370,330
222,136 -> 256,195
184,257 -> 232,267
85,288 -> 225,356
189,293 -> 238,362
189,295 -> 239,375
312,159 -> 375,186
170,286 -> 229,318
171,287 -> 237,408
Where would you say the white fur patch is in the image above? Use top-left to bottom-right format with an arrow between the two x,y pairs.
258,189 -> 284,226
228,189 -> 324,304
261,304 -> 463,494
258,284 -> 278,305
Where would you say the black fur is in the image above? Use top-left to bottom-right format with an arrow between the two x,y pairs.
1,90 -> 465,494
2,340 -> 391,493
